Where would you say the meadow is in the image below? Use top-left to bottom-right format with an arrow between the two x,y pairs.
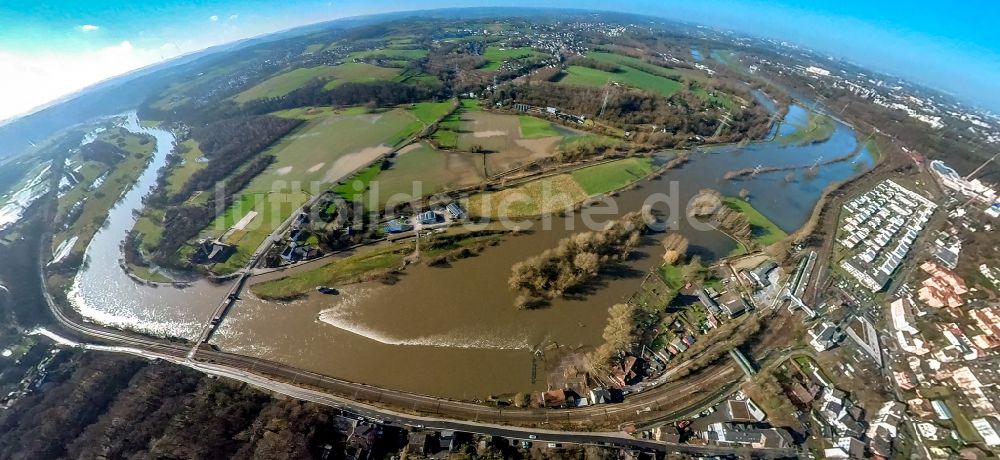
558,64 -> 683,98
721,197 -> 788,246
518,116 -> 559,139
479,46 -> 542,71
194,108 -> 430,273
233,62 -> 404,103
569,157 -> 654,195
234,66 -> 341,103
370,142 -> 484,206
164,139 -> 206,195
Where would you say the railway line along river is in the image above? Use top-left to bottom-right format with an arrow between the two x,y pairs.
68,102 -> 874,399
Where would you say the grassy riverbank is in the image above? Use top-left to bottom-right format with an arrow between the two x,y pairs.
721,197 -> 788,247
467,157 -> 655,218
250,229 -> 506,300
778,111 -> 835,145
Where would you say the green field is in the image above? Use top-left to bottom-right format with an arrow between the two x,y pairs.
251,229 -> 505,299
204,191 -> 311,274
243,109 -> 423,195
561,51 -> 737,106
518,116 -> 559,139
321,63 -> 402,90
132,209 -> 165,251
466,174 -> 589,218
195,109 -> 427,274
721,197 -> 788,246
371,142 -> 484,206
234,66 -> 340,103
460,98 -> 482,112
480,46 -> 542,71
559,58 -> 685,98
349,48 -> 428,60
778,111 -> 836,145
251,242 -> 414,300
165,139 -> 206,195
303,43 -> 325,54
586,51 -> 700,81
332,162 -> 383,202
569,157 -> 654,195
659,263 -> 684,291
234,62 -> 406,103
409,101 -> 454,125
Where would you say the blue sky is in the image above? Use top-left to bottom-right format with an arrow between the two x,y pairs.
0,0 -> 998,120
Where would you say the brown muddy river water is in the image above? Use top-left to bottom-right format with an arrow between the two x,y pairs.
73,102 -> 874,398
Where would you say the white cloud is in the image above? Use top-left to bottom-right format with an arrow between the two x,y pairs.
77,24 -> 100,32
229,14 -> 239,20
209,15 -> 219,22
0,40 -> 169,121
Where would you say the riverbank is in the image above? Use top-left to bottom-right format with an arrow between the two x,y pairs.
250,228 -> 509,300
777,111 -> 835,145
721,197 -> 788,247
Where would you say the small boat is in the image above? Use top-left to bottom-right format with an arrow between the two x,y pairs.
316,286 -> 339,295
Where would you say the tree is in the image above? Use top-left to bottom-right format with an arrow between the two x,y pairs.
681,256 -> 706,284
513,392 -> 530,408
661,233 -> 689,265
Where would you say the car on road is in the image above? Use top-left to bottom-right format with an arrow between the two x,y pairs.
528,435 -> 537,440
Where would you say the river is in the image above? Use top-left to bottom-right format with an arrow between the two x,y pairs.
67,113 -> 232,339
67,102 -> 872,398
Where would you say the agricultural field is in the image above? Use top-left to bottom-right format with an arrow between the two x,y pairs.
371,142 -> 485,206
233,62 -> 404,103
271,106 -> 365,120
408,101 -> 454,125
199,191 -> 311,274
558,63 -> 683,98
348,47 -> 428,61
569,157 -> 654,195
721,197 -> 788,246
321,63 -> 402,89
191,107 -> 433,274
558,51 -> 737,108
242,108 -> 423,195
234,66 -> 340,103
250,228 -> 504,299
479,46 -> 543,71
251,241 -> 415,300
456,112 -> 585,174
466,174 -> 587,218
430,99 -> 481,149
466,157 -> 658,218
518,116 -> 559,139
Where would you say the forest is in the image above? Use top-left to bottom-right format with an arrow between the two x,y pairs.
488,82 -> 771,147
0,351 -> 344,460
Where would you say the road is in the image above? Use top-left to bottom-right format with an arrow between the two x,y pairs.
32,328 -> 793,458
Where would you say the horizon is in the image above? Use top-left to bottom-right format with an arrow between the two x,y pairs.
1,1 -> 998,122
